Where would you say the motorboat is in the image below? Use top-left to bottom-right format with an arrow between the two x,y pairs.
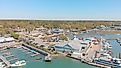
44,55 -> 52,62
0,62 -> 6,68
94,53 -> 121,68
10,60 -> 26,67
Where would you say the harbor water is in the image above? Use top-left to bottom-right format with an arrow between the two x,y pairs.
5,48 -> 96,68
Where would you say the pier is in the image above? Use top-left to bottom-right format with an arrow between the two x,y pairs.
19,46 -> 41,57
8,58 -> 18,62
31,53 -> 40,57
0,55 -> 10,67
5,55 -> 14,58
22,43 -> 50,56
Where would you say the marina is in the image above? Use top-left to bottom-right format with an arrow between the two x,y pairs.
1,33 -> 121,68
1,23 -> 121,68
0,0 -> 121,67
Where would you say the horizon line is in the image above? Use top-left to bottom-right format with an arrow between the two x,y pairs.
0,18 -> 121,22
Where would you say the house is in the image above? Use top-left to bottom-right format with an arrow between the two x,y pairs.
51,29 -> 64,34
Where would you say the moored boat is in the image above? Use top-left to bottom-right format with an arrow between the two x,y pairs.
0,62 -> 6,68
44,55 -> 52,62
94,53 -> 121,68
10,60 -> 26,67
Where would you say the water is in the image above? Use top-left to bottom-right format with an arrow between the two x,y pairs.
102,34 -> 121,57
26,57 -> 95,68
7,48 -> 95,68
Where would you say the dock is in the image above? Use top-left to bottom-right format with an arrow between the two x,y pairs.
0,55 -> 10,67
1,49 -> 8,53
22,43 -> 50,56
5,55 -> 14,58
19,46 -> 41,57
31,53 -> 40,57
8,57 -> 18,62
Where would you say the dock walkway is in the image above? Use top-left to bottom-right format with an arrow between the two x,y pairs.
0,55 -> 10,67
22,43 -> 50,56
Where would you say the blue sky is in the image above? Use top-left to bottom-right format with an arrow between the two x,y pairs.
0,0 -> 121,20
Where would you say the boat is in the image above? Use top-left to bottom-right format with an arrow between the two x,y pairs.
116,38 -> 121,45
10,60 -> 26,67
44,55 -> 52,62
0,62 -> 6,68
117,34 -> 120,35
94,53 -> 121,68
35,57 -> 42,60
103,41 -> 112,49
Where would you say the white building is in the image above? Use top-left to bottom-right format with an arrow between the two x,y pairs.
0,37 -> 15,43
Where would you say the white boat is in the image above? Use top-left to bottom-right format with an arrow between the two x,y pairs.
105,42 -> 112,49
102,40 -> 112,49
0,62 -> 6,68
117,34 -> 120,35
44,55 -> 52,62
94,53 -> 121,68
10,60 -> 26,67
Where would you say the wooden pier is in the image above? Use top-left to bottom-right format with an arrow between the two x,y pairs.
22,43 -> 50,56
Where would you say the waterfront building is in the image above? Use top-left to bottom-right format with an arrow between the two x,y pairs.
53,37 -> 99,52
53,40 -> 83,53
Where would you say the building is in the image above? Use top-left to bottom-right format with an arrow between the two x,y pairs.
51,29 -> 64,34
0,37 -> 15,43
53,37 -> 100,59
53,40 -> 89,53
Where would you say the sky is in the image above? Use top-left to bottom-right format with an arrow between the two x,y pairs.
0,0 -> 121,21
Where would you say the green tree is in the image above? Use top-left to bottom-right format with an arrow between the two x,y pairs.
60,34 -> 68,41
11,32 -> 19,39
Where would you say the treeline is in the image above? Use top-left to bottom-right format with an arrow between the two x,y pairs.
0,20 -> 113,35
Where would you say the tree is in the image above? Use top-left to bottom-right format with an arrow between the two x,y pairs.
11,32 -> 19,39
60,34 -> 68,41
